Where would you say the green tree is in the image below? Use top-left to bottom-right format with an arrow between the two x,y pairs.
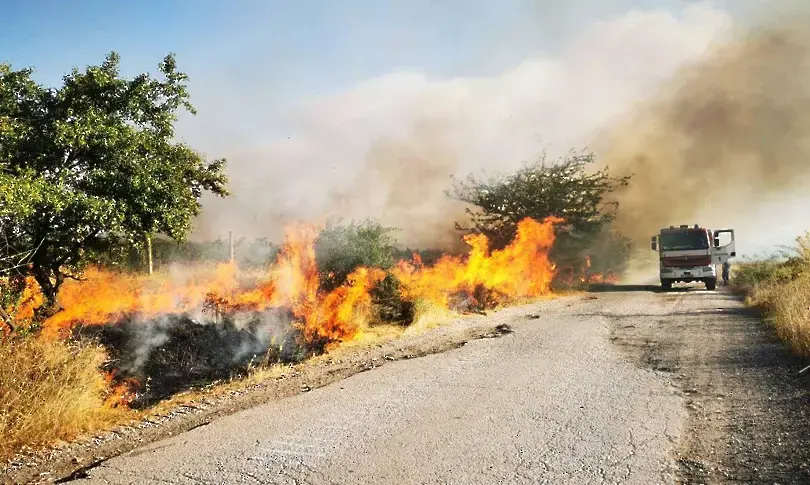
0,53 -> 229,303
450,151 -> 633,281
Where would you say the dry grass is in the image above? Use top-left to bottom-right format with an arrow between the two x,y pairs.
406,298 -> 459,333
732,232 -> 810,357
0,337 -> 127,461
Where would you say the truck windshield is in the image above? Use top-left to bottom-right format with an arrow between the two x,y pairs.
660,231 -> 709,251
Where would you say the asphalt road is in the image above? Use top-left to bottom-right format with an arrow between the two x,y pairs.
78,286 -> 810,485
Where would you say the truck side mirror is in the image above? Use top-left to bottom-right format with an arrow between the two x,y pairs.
651,236 -> 657,251
731,251 -> 736,257
714,237 -> 720,248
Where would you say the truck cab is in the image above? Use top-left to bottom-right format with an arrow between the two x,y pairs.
650,225 -> 736,291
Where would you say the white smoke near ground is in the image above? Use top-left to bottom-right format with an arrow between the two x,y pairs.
191,2 -> 742,250
121,317 -> 172,374
112,310 -> 297,377
105,263 -> 299,377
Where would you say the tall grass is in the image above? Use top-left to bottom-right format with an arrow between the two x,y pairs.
0,337 -> 125,461
732,233 -> 810,357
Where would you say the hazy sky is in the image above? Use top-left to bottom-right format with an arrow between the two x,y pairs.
2,0 -> 758,142
3,1 -> 806,256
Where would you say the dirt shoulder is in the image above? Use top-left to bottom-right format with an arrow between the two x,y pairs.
2,304 -> 537,485
606,286 -> 810,484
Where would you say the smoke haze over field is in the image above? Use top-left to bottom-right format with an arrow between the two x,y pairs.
187,1 -> 810,256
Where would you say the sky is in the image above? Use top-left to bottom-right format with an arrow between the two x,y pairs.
3,0 -> 808,257
1,0 -> 758,141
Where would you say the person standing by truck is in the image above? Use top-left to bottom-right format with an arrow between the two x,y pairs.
722,260 -> 731,285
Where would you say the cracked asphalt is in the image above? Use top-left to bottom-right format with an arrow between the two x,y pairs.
76,286 -> 810,484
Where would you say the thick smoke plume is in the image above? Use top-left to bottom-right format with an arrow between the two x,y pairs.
188,3 -> 810,256
600,18 -> 810,246
190,3 -> 734,250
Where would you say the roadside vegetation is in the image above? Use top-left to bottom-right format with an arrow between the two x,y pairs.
731,233 -> 810,357
0,52 -> 632,463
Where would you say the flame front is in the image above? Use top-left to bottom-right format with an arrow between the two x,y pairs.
38,216 -> 570,344
393,216 -> 562,309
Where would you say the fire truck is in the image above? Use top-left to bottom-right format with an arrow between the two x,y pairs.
650,225 -> 736,291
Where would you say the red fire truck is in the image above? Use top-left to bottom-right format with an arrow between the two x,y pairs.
650,224 -> 736,290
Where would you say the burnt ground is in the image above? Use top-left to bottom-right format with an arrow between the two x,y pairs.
607,286 -> 810,484
76,310 -> 306,408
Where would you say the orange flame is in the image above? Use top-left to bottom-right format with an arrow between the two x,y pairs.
102,370 -> 139,407
38,216 -> 575,347
39,222 -> 384,345
393,216 -> 563,308
3,276 -> 44,333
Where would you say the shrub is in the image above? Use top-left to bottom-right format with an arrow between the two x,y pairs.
314,219 -> 398,291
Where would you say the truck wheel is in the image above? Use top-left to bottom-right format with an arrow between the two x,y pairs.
705,278 -> 717,291
661,280 -> 672,291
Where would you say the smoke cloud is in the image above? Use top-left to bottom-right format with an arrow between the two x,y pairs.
599,15 -> 810,247
191,2 -> 736,250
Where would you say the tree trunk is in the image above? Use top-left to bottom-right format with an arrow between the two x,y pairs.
146,233 -> 153,275
32,264 -> 57,307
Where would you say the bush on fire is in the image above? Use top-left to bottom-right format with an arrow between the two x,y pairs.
449,151 -> 633,284
314,219 -> 414,324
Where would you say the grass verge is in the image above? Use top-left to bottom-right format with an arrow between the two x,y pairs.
0,337 -> 126,462
731,233 -> 810,357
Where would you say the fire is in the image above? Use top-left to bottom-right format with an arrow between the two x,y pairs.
40,263 -> 273,339
582,256 -> 620,284
36,216 -> 577,347
296,266 -> 386,345
102,370 -> 139,407
39,222 -> 384,345
3,275 -> 45,333
393,216 -> 563,309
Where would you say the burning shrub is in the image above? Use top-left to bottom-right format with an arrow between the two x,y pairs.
314,219 -> 398,291
0,336 -> 124,461
550,225 -> 629,289
314,219 -> 415,325
450,150 -> 632,285
1,274 -> 44,336
370,272 -> 415,325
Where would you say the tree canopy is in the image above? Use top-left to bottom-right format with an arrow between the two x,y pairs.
450,151 -> 633,280
0,52 -> 229,302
